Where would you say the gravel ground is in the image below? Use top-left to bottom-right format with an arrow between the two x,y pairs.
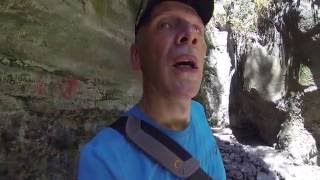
213,128 -> 320,180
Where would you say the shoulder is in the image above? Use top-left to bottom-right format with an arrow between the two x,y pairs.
80,127 -> 127,158
78,128 -> 132,179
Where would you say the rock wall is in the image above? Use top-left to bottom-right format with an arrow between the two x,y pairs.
278,0 -> 320,164
304,90 -> 320,156
210,0 -> 320,165
0,0 -> 142,179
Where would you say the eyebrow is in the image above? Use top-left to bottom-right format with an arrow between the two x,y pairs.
149,11 -> 203,27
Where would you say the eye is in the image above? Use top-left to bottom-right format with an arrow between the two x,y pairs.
159,21 -> 173,29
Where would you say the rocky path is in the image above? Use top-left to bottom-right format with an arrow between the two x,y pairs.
213,128 -> 320,180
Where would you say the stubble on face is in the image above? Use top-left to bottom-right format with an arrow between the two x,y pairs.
135,1 -> 207,101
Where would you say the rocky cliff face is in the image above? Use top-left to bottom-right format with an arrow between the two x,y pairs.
1,0 -> 320,179
0,0 -> 141,179
206,0 -> 320,166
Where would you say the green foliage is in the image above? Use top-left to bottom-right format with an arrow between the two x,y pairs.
298,64 -> 313,85
227,0 -> 257,35
225,0 -> 271,35
299,64 -> 307,81
254,0 -> 264,13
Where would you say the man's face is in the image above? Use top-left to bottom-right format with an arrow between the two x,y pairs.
131,1 -> 207,100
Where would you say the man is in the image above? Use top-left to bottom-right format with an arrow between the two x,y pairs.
78,0 -> 226,179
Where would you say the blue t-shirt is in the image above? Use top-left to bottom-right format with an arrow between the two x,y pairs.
78,100 -> 226,180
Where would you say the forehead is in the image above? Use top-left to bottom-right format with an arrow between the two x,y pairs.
148,1 -> 203,24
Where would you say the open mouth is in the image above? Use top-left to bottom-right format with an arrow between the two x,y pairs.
173,60 -> 198,69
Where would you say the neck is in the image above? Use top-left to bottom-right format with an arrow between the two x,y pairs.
138,93 -> 191,131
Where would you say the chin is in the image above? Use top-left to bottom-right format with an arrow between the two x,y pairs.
176,89 -> 199,101
173,81 -> 200,98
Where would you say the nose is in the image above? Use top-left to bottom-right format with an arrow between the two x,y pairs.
176,24 -> 198,46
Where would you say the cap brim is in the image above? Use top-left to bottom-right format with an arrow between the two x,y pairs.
186,0 -> 213,25
135,0 -> 214,32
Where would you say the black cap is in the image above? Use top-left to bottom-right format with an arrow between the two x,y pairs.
135,0 -> 214,34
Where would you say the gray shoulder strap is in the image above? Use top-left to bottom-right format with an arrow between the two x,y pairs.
125,116 -> 202,178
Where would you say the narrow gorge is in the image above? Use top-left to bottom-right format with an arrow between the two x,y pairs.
0,0 -> 319,179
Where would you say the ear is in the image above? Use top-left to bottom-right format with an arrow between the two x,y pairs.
130,43 -> 141,71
